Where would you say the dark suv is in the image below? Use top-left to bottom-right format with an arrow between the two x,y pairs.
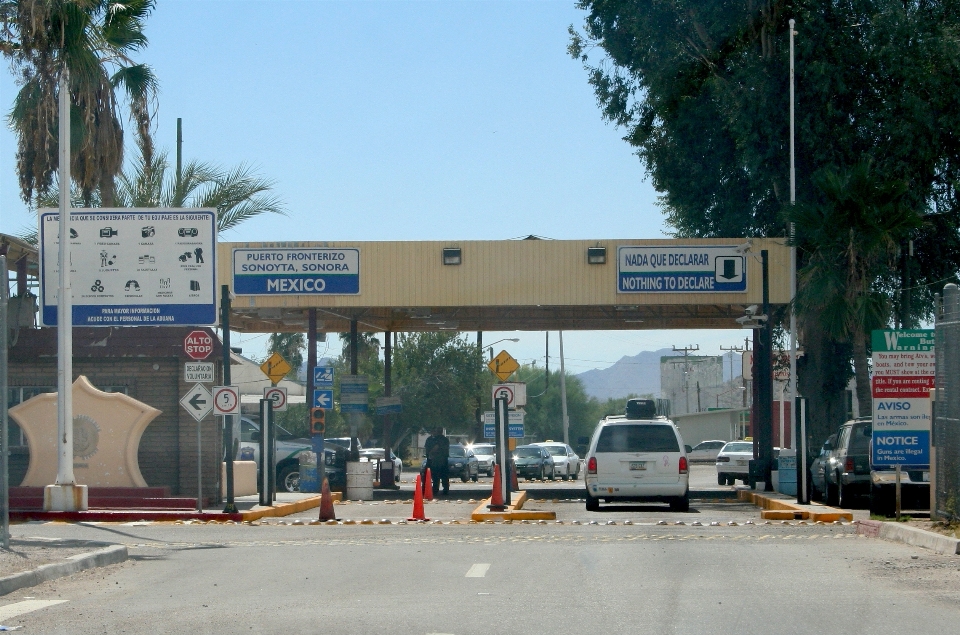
823,418 -> 872,508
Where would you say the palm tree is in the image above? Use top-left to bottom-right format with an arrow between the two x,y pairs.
1,0 -> 158,206
788,159 -> 923,412
115,143 -> 286,233
31,140 -> 286,234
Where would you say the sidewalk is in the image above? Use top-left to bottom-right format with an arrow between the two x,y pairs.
8,492 -> 328,524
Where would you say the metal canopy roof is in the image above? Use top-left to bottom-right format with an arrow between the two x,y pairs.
217,237 -> 791,334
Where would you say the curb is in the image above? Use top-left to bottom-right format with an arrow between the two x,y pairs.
856,519 -> 960,555
738,489 -> 853,522
0,544 -> 128,596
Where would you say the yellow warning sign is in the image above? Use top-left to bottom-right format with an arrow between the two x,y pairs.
260,352 -> 292,385
487,350 -> 520,381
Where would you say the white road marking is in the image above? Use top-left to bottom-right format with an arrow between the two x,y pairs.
465,563 -> 490,578
0,600 -> 68,622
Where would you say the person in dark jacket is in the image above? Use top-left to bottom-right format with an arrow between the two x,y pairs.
423,427 -> 450,495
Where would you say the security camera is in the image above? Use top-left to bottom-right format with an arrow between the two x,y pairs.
734,241 -> 753,254
744,304 -> 759,316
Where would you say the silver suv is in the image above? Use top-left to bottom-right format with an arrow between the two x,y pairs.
585,414 -> 690,512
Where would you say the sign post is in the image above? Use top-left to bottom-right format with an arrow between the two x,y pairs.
312,365 -> 334,475
871,329 -> 935,518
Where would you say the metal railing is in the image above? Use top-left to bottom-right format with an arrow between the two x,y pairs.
935,283 -> 960,521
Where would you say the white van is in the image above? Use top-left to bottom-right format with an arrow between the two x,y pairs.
584,415 -> 690,512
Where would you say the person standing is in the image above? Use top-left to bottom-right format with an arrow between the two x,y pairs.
424,427 -> 450,495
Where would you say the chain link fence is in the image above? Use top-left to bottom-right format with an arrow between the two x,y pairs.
935,283 -> 960,521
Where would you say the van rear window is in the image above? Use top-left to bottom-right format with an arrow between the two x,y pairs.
596,425 -> 679,453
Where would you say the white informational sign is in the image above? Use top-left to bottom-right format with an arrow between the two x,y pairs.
871,330 -> 935,467
180,383 -> 213,422
617,246 -> 746,293
39,208 -> 217,326
232,247 -> 360,295
491,383 -> 527,408
213,385 -> 241,416
482,410 -> 525,426
184,362 -> 215,383
263,386 -> 288,412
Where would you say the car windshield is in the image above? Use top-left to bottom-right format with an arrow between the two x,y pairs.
542,445 -> 567,456
514,448 -> 540,458
723,442 -> 753,453
596,424 -> 679,453
449,446 -> 466,458
472,445 -> 494,455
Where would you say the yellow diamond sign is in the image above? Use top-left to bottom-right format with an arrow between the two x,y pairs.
487,350 -> 520,382
260,352 -> 292,385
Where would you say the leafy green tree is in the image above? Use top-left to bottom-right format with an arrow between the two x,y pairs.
392,332 -> 484,440
569,1 -> 960,444
2,0 -> 158,206
267,332 -> 305,381
512,363 -> 597,447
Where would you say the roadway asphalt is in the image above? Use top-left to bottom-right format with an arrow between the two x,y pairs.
4,509 -> 959,634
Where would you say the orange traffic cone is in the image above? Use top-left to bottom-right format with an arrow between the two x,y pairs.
510,462 -> 520,492
487,464 -> 505,510
424,467 -> 434,500
318,477 -> 337,521
408,474 -> 429,521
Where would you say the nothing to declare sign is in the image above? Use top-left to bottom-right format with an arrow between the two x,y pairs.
617,246 -> 746,293
871,329 -> 935,467
232,247 -> 359,295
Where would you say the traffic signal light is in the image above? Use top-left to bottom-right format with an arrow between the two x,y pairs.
310,408 -> 325,436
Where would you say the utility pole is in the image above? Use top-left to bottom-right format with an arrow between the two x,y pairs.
672,345 -> 699,415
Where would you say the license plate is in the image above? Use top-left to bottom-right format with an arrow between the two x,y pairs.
629,462 -> 646,471
736,460 -> 747,466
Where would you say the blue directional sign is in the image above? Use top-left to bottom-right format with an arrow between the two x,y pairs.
313,389 -> 333,409
314,365 -> 334,387
508,423 -> 525,439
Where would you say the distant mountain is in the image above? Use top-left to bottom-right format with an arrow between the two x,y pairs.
576,348 -> 679,401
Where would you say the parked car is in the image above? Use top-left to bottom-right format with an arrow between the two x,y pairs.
534,441 -> 581,480
585,415 -> 690,512
239,416 -> 343,492
325,437 -> 363,453
715,441 -> 754,486
447,444 -> 479,482
358,448 -> 402,483
810,434 -> 838,501
823,418 -> 872,508
686,440 -> 727,463
469,443 -> 496,477
513,445 -> 555,481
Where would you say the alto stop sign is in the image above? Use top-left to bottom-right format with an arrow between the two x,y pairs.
184,330 -> 214,360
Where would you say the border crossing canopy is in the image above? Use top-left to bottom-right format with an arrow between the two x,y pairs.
217,238 -> 789,334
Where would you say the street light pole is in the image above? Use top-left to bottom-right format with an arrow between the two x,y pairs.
788,18 -> 799,451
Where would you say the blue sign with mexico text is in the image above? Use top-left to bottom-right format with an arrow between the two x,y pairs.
232,248 -> 359,295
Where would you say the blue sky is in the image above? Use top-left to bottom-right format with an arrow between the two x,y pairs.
1,1 -> 749,377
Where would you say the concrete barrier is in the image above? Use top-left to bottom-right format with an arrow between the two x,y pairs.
857,519 -> 960,555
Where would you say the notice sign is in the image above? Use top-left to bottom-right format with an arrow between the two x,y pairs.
39,209 -> 217,326
871,329 -> 935,466
232,248 -> 359,295
617,246 -> 746,293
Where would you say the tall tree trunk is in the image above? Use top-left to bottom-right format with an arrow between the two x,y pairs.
851,329 -> 872,419
797,319 -> 851,451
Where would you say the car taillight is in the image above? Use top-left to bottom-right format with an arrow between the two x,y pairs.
679,456 -> 688,474
845,457 -> 854,472
588,457 -> 597,474
717,456 -> 730,462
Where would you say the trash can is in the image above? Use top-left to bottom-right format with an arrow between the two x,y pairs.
776,450 -> 797,496
299,451 -> 320,493
346,460 -> 374,500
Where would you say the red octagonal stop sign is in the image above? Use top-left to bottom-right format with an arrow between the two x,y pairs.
184,330 -> 214,360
